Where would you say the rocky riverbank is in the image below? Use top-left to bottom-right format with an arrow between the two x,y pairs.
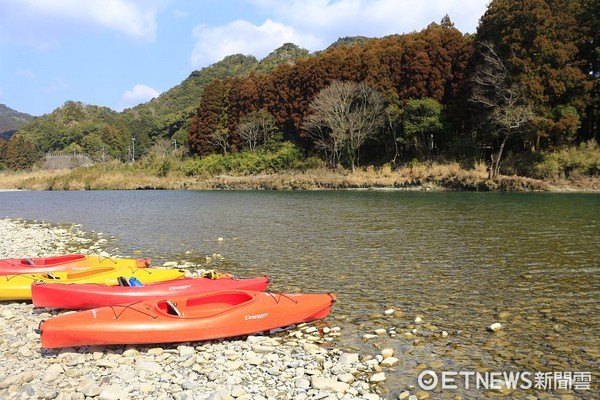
0,219 -> 390,400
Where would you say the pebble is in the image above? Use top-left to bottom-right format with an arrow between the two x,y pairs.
488,322 -> 503,332
380,357 -> 400,367
370,372 -> 386,383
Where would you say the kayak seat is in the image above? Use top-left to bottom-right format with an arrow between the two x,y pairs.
117,276 -> 131,287
128,277 -> 143,287
165,300 -> 182,317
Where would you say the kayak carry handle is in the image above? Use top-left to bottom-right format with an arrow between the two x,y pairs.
34,320 -> 44,335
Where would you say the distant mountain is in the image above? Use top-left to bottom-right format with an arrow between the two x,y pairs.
12,43 -> 313,157
0,104 -> 34,140
325,36 -> 371,50
123,44 -> 311,143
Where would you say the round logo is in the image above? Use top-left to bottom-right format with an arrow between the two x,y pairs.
418,370 -> 438,391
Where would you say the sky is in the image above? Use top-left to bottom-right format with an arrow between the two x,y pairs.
0,0 -> 490,117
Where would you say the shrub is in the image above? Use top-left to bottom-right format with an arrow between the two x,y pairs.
534,140 -> 600,179
180,142 -> 303,176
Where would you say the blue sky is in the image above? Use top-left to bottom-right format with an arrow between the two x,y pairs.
0,0 -> 489,116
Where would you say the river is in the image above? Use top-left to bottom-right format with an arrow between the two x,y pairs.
1,190 -> 598,399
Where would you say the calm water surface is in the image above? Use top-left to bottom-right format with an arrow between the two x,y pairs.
1,190 -> 598,399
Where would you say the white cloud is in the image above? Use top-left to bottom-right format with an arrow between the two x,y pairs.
119,84 -> 161,110
251,0 -> 487,36
190,0 -> 488,68
0,0 -> 160,45
191,19 -> 320,68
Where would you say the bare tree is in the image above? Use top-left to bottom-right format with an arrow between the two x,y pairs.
208,128 -> 230,155
148,138 -> 172,157
470,42 -> 535,179
304,80 -> 385,170
237,109 -> 278,150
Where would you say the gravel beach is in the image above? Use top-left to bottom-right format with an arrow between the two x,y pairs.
0,219 -> 386,400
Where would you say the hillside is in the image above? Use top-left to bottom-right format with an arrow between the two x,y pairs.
11,43 -> 312,163
0,104 -> 34,140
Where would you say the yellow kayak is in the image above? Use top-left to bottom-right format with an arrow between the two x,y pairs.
0,266 -> 187,301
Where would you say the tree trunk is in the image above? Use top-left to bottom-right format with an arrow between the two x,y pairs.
490,134 -> 509,179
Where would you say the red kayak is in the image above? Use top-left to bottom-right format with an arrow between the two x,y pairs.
32,275 -> 271,309
0,254 -> 150,275
38,290 -> 336,348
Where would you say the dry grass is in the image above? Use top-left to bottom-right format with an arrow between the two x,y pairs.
0,162 -> 597,192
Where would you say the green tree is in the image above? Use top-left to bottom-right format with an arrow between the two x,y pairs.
399,98 -> 443,159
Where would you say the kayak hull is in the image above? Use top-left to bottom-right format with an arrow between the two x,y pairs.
0,267 -> 186,301
0,254 -> 150,275
32,276 -> 271,309
39,290 -> 336,348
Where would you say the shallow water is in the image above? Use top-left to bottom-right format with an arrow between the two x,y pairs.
1,190 -> 598,399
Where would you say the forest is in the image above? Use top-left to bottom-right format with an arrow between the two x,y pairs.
1,0 -> 598,183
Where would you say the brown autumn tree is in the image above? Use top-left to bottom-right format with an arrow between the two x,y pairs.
476,0 -> 594,150
189,79 -> 231,155
5,135 -> 39,170
188,20 -> 474,163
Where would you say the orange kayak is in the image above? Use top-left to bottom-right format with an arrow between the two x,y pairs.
0,254 -> 150,275
32,275 -> 271,309
38,290 -> 336,348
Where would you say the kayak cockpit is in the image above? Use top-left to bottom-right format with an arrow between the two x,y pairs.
157,291 -> 255,318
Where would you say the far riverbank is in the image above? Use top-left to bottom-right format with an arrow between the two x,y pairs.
0,162 -> 598,192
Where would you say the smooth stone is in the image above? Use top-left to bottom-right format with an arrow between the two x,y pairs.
415,390 -> 430,399
139,383 -> 154,394
488,322 -> 502,332
310,376 -> 349,393
363,334 -> 378,340
135,360 -> 163,374
147,348 -> 164,355
177,345 -> 195,357
380,357 -> 400,367
381,348 -> 395,358
370,372 -> 386,383
98,384 -> 128,400
230,385 -> 246,397
294,378 -> 311,389
43,364 -> 64,382
80,382 -> 102,397
374,328 -> 387,335
399,391 -> 411,399
0,371 -> 34,388
339,353 -> 359,365
162,261 -> 178,267
414,317 -> 423,324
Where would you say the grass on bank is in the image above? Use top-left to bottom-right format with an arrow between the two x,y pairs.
0,141 -> 598,191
